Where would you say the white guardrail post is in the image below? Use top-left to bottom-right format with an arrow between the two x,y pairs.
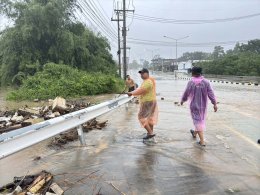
0,95 -> 132,159
77,125 -> 86,146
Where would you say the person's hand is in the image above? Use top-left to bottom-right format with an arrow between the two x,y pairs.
213,104 -> 218,112
127,92 -> 132,97
180,101 -> 184,106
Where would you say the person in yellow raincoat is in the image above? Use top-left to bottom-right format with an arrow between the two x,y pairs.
127,68 -> 158,140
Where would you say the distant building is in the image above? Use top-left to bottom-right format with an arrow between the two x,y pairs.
151,57 -> 178,72
177,61 -> 193,73
176,60 -> 211,74
151,57 -> 163,71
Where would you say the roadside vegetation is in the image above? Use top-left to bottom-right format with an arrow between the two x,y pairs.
182,40 -> 260,76
0,0 -> 122,100
7,63 -> 124,100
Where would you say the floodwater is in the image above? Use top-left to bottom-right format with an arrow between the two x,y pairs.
0,75 -> 260,194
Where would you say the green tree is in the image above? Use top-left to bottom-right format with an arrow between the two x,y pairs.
198,39 -> 260,76
212,46 -> 225,59
143,60 -> 149,68
129,60 -> 141,69
0,0 -> 117,86
178,51 -> 210,61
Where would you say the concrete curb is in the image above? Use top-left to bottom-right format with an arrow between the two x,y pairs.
176,77 -> 259,86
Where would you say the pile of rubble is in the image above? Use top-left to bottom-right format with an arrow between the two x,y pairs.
0,171 -> 64,195
0,97 -> 91,134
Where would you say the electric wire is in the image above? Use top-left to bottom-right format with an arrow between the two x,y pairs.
126,12 -> 260,24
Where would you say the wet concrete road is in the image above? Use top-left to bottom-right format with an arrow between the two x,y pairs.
0,76 -> 260,194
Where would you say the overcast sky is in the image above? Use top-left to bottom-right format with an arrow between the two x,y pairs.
1,0 -> 260,62
99,0 -> 260,62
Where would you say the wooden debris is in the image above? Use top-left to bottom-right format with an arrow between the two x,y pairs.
0,171 -> 58,195
83,118 -> 108,131
0,97 -> 94,135
49,119 -> 108,148
33,156 -> 41,161
22,118 -> 44,127
18,108 -> 40,117
50,183 -> 64,195
0,116 -> 11,123
0,124 -> 22,134
109,182 -> 126,195
46,192 -> 57,195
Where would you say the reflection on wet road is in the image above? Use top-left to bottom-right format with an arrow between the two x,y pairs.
0,77 -> 260,194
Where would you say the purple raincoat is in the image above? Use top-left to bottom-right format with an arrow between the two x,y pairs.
181,76 -> 216,131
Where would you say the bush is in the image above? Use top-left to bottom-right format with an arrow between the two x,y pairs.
7,63 -> 124,100
198,52 -> 260,76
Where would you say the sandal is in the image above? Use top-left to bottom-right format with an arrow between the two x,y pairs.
197,141 -> 206,147
143,134 -> 156,140
190,129 -> 196,138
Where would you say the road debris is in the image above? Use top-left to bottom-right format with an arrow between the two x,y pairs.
0,97 -> 92,135
48,118 -> 108,148
0,171 -> 63,195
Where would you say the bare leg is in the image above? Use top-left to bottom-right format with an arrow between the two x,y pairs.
150,124 -> 154,135
194,131 -> 198,138
197,131 -> 205,145
144,124 -> 153,135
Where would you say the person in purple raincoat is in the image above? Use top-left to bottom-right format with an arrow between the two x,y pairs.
181,67 -> 218,146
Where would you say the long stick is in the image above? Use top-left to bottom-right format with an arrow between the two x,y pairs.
109,182 -> 126,195
117,87 -> 127,98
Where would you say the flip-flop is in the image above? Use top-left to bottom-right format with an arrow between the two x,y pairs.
143,134 -> 156,140
190,129 -> 196,138
197,141 -> 206,147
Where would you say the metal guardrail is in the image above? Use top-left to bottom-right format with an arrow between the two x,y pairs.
0,95 -> 132,159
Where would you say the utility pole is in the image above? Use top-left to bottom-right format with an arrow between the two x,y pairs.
113,0 -> 134,79
122,0 -> 127,79
120,47 -> 131,71
116,10 -> 121,77
111,3 -> 123,78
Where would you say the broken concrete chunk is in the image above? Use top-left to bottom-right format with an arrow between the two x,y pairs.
44,112 -> 56,120
53,112 -> 60,117
11,113 -> 24,123
52,97 -> 67,113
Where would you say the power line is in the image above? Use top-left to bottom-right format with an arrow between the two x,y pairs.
89,0 -> 118,36
127,38 -> 251,47
77,0 -> 117,43
82,0 -> 117,39
126,12 -> 260,24
127,37 -> 251,45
